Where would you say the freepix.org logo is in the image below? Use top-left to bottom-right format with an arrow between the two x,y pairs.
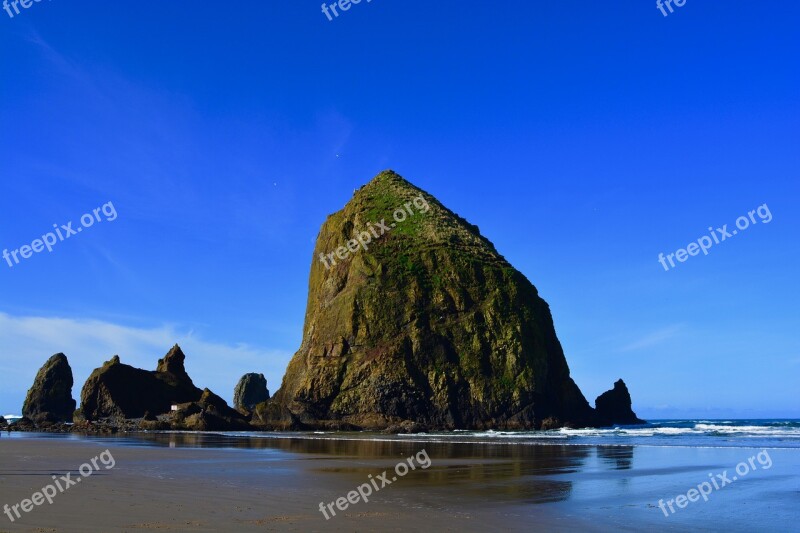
4,449 -> 116,523
3,0 -> 50,19
657,203 -> 772,272
2,201 -> 118,269
318,194 -> 429,270
656,0 -> 687,17
321,0 -> 373,22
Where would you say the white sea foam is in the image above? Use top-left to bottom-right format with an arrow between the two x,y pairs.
185,420 -> 800,449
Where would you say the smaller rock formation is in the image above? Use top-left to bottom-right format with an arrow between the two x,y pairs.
78,345 -> 249,431
79,345 -> 203,421
233,373 -> 269,413
594,379 -> 644,426
22,353 -> 76,424
0,416 -> 6,427
180,389 -> 250,430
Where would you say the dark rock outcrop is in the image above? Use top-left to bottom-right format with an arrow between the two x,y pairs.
178,389 -> 250,431
0,416 -> 6,427
257,171 -> 638,430
233,373 -> 269,413
22,353 -> 76,423
78,345 -> 249,431
11,417 -> 36,430
79,345 -> 203,421
594,379 -> 644,426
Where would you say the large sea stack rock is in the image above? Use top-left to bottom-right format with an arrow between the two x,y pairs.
594,379 -> 644,426
233,373 -> 270,413
22,353 -> 76,424
79,345 -> 203,421
259,171 -> 606,430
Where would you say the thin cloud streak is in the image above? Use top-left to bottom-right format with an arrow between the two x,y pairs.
620,324 -> 683,352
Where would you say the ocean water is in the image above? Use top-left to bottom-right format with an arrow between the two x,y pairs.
148,419 -> 800,449
5,419 -> 799,450
212,419 -> 800,450
393,419 -> 800,449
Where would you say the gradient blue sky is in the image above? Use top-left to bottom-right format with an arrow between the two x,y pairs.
1,1 -> 798,418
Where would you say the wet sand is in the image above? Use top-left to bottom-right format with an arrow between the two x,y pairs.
0,433 -> 797,532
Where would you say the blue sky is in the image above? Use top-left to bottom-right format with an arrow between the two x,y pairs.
1,1 -> 798,418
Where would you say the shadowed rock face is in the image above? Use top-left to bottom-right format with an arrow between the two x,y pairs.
233,373 -> 269,413
180,389 -> 251,431
79,346 -> 249,430
79,345 -> 203,421
257,170 -> 622,430
594,379 -> 644,426
22,353 -> 76,423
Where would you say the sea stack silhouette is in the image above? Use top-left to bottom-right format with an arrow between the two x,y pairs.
22,353 -> 76,424
257,170 -> 642,430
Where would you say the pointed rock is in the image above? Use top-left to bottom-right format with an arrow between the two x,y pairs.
22,353 -> 76,424
594,379 -> 644,426
156,344 -> 194,384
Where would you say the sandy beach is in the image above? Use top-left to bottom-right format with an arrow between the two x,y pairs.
1,433 -> 797,532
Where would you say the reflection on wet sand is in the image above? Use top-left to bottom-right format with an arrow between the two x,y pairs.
108,432 -> 637,505
597,445 -> 634,470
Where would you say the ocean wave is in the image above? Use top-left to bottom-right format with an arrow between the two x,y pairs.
136,419 -> 800,450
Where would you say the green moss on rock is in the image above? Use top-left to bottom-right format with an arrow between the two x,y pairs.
259,170 -> 610,430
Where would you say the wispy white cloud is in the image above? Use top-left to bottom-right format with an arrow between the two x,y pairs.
620,324 -> 683,352
0,313 -> 291,413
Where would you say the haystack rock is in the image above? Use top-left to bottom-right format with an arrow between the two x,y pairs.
233,373 -> 269,413
79,345 -> 203,420
258,170 -> 639,430
22,353 -> 76,424
594,379 -> 644,426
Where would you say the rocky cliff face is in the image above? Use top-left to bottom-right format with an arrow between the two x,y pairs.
259,170 -> 628,430
22,353 -> 76,423
79,345 -> 203,421
594,379 -> 644,426
233,373 -> 269,413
